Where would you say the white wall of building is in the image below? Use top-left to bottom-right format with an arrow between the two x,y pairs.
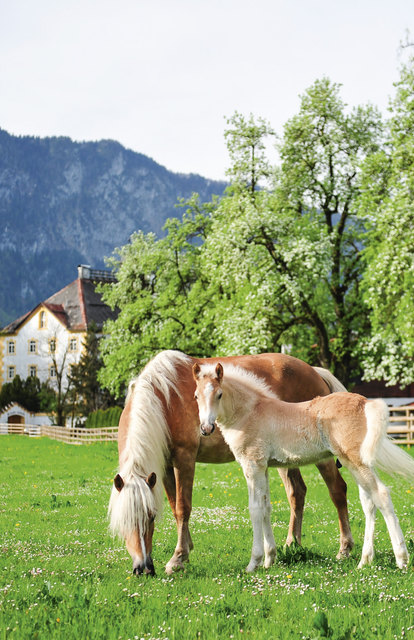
2,306 -> 84,388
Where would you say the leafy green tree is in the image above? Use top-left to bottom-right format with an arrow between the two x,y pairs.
98,196 -> 217,397
203,84 -> 383,385
358,56 -> 414,386
98,83 -> 384,392
224,112 -> 275,193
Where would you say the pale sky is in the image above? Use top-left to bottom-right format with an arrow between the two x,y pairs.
0,0 -> 412,181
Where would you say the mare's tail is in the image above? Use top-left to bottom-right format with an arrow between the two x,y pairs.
313,366 -> 347,393
361,398 -> 414,481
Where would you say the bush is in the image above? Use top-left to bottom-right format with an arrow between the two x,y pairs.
85,406 -> 122,428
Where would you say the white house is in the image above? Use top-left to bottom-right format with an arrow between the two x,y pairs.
0,265 -> 117,392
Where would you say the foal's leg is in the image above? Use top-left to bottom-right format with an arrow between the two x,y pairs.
277,467 -> 306,546
243,460 -> 272,572
350,467 -> 409,569
357,485 -> 377,568
263,469 -> 277,568
316,459 -> 354,558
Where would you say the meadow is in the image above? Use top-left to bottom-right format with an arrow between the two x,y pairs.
0,436 -> 413,640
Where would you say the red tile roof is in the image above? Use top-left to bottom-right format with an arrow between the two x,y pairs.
1,276 -> 117,334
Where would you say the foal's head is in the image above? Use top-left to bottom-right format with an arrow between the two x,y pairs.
192,362 -> 223,436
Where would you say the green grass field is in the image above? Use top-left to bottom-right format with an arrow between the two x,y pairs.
1,436 -> 413,640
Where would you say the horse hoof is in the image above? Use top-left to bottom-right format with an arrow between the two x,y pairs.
165,559 -> 187,575
396,555 -> 409,570
357,554 -> 373,569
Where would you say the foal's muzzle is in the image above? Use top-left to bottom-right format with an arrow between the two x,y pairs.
200,422 -> 216,436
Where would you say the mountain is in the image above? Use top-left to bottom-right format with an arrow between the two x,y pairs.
0,129 -> 226,326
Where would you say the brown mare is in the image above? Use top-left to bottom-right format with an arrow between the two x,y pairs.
109,350 -> 353,575
193,362 -> 414,571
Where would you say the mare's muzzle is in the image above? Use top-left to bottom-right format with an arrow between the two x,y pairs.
200,422 -> 216,437
133,555 -> 155,576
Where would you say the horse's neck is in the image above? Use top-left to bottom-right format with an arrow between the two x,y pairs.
220,376 -> 260,424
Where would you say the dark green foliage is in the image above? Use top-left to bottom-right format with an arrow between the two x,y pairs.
69,322 -> 120,416
84,406 -> 122,428
0,374 -> 55,412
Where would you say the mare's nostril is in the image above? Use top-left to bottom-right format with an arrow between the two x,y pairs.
133,564 -> 144,576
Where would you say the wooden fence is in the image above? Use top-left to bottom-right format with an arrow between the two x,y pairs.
1,405 -> 414,446
0,423 -> 118,444
388,406 -> 414,447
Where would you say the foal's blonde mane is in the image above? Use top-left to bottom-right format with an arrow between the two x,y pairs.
199,363 -> 279,401
109,350 -> 192,538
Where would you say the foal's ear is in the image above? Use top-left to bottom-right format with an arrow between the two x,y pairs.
215,363 -> 223,382
146,472 -> 157,490
114,473 -> 124,492
192,363 -> 201,380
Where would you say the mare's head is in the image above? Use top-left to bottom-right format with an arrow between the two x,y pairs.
110,470 -> 157,576
192,362 -> 223,436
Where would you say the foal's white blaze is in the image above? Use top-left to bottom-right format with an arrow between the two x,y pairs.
198,382 -> 218,436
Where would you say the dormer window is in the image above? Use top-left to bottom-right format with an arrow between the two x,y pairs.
39,310 -> 47,329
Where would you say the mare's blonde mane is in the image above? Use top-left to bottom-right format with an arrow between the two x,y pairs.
109,350 -> 191,538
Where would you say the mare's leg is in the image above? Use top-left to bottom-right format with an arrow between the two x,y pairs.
163,465 -> 177,516
163,465 -> 194,553
350,467 -> 409,569
263,469 -> 277,568
316,459 -> 354,558
277,467 -> 306,545
243,460 -> 269,572
165,451 -> 196,574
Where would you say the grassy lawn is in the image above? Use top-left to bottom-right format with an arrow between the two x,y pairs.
0,436 -> 413,639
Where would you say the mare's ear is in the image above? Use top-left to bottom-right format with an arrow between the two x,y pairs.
192,363 -> 201,380
114,474 -> 124,492
146,472 -> 157,490
215,363 -> 223,382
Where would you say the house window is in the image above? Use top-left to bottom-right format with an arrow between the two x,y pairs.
7,340 -> 16,355
49,365 -> 57,379
49,338 -> 57,353
69,337 -> 78,352
39,310 -> 47,329
29,365 -> 37,377
28,339 -> 37,354
7,366 -> 15,380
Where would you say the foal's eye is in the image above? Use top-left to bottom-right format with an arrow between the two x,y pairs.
217,391 -> 223,400
194,391 -> 198,400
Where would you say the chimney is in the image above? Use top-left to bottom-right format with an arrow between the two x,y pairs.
77,264 -> 91,280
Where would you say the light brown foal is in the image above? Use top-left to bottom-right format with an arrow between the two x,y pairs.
193,362 -> 414,571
